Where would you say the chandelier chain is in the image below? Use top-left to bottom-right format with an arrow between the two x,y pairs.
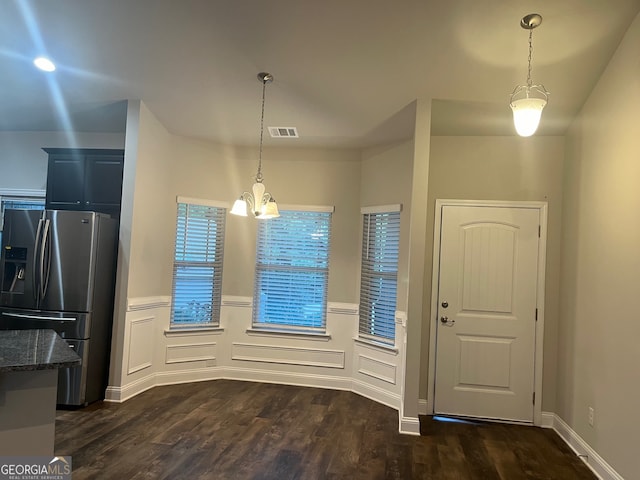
256,79 -> 267,183
527,28 -> 533,88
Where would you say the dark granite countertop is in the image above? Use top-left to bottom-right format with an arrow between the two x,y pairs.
0,329 -> 81,373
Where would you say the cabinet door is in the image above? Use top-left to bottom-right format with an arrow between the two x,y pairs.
84,155 -> 124,211
45,154 -> 85,209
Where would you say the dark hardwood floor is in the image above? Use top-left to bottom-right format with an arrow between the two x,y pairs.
55,380 -> 595,479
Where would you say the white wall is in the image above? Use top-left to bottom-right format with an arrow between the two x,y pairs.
0,131 -> 125,190
559,12 -> 640,479
108,103 -> 407,424
361,140 -> 414,312
425,135 -> 565,412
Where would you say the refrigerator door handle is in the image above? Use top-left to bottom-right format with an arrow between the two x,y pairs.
33,218 -> 44,302
40,218 -> 52,299
2,312 -> 77,322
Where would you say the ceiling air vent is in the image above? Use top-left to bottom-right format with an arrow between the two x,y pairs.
268,127 -> 299,138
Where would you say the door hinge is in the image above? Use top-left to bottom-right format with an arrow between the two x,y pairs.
538,225 -> 541,237
533,392 -> 536,405
535,308 -> 538,321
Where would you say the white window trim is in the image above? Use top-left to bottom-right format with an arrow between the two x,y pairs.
0,189 -> 46,197
360,204 -> 402,215
176,195 -> 230,209
278,204 -> 335,213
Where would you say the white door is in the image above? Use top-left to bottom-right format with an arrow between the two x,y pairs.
434,205 -> 540,422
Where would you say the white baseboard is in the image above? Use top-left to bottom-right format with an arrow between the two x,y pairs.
155,367 -> 220,386
399,416 -> 421,436
545,412 -> 623,480
105,372 -> 155,402
540,411 -> 555,428
352,378 -> 401,411
221,366 -> 352,392
106,366 -> 402,422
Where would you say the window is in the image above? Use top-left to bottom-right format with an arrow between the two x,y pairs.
0,193 -> 45,247
358,205 -> 401,345
253,207 -> 333,332
170,197 -> 226,328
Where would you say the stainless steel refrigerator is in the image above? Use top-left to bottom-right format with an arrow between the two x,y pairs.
0,209 -> 118,406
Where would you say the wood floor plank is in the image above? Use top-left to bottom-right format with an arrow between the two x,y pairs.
55,380 -> 597,479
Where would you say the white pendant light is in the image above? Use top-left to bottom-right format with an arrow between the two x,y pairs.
230,72 -> 280,219
510,14 -> 549,137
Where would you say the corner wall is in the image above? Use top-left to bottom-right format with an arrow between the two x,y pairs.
108,103 -> 407,420
558,12 -> 640,479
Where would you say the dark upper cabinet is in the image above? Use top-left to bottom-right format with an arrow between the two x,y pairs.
44,148 -> 124,216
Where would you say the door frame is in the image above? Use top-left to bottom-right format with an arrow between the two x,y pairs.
426,199 -> 548,426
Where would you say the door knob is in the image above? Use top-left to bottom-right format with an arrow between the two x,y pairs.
440,316 -> 455,325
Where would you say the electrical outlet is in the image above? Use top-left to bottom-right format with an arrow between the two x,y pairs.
588,407 -> 594,427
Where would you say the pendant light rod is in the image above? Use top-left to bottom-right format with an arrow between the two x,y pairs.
256,72 -> 273,183
520,13 -> 542,89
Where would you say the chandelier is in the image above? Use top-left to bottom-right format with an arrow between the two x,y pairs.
509,14 -> 549,137
230,72 -> 280,219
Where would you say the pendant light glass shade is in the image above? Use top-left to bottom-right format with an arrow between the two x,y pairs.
230,198 -> 248,216
510,96 -> 547,137
258,199 -> 280,219
510,14 -> 549,137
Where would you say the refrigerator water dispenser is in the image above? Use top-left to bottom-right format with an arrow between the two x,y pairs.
1,247 -> 27,294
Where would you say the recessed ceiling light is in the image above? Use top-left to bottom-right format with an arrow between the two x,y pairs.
33,56 -> 56,72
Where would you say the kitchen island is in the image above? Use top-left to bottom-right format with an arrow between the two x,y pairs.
0,329 -> 81,455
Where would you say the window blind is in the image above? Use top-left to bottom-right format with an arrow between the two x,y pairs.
170,201 -> 226,327
358,209 -> 401,344
253,209 -> 332,332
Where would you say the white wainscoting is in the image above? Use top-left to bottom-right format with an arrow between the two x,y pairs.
357,354 -> 397,384
127,316 -> 154,374
166,342 -> 217,364
108,296 -> 408,433
231,343 -> 345,369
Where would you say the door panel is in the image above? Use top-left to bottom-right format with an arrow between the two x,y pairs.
45,154 -> 85,208
434,205 -> 539,422
40,210 -> 97,312
57,338 -> 89,406
0,210 -> 41,308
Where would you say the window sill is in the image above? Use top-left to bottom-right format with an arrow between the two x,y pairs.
164,326 -> 224,337
353,337 -> 398,354
245,328 -> 331,342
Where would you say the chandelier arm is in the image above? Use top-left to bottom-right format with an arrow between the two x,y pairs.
241,192 -> 256,214
510,84 -> 549,104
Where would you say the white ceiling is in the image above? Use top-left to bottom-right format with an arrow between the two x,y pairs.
1,0 -> 639,148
